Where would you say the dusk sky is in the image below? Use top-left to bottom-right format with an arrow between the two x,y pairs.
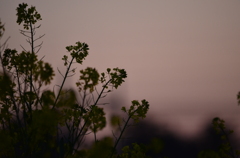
1,0 -> 240,139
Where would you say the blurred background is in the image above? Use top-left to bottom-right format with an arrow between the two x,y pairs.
1,0 -> 240,156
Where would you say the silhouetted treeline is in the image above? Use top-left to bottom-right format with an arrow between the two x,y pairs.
116,119 -> 239,158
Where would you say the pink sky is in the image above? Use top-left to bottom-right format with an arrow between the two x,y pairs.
1,0 -> 240,138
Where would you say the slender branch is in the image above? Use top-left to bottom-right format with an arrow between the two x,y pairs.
110,108 -> 139,158
81,90 -> 87,108
19,29 -> 31,33
0,36 -> 10,52
94,126 -> 97,142
73,79 -> 112,149
35,45 -> 42,54
57,67 -> 64,78
29,22 -> 34,107
67,73 -> 76,77
33,34 -> 45,42
29,80 -> 43,108
52,56 -> 75,109
20,45 -> 27,52
19,30 -> 31,38
110,115 -> 131,158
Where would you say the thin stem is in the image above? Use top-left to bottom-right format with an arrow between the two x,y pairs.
94,127 -> 97,143
109,115 -> 131,158
72,80 -> 112,150
52,56 -> 75,109
220,127 -> 237,158
29,22 -> 34,95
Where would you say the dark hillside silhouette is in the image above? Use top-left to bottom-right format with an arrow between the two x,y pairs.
119,119 -> 239,158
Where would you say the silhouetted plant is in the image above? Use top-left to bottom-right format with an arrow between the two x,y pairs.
2,3 -> 240,158
0,3 -> 150,158
198,118 -> 240,158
